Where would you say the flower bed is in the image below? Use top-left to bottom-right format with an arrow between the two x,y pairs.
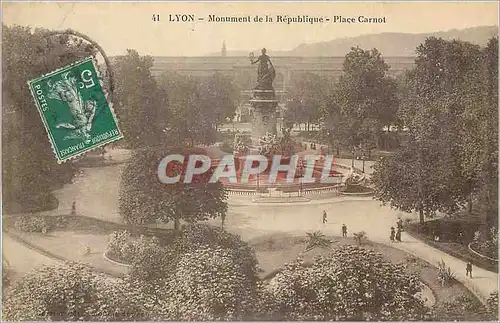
340,184 -> 373,195
13,215 -> 70,234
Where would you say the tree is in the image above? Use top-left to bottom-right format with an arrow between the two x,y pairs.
197,72 -> 240,129
118,146 -> 228,232
3,262 -> 146,321
372,108 -> 466,224
285,73 -> 329,131
476,38 -> 498,226
157,72 -> 217,146
388,37 -> 497,224
334,47 -> 399,154
113,49 -> 164,148
268,245 -> 428,321
2,25 -> 94,212
320,95 -> 350,156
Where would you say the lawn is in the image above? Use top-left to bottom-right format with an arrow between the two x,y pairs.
2,214 -> 175,278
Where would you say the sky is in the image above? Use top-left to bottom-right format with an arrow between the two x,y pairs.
2,2 -> 499,56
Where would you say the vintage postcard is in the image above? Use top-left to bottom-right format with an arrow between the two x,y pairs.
2,1 -> 499,322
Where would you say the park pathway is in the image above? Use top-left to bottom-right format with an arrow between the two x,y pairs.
383,233 -> 498,304
3,234 -> 60,280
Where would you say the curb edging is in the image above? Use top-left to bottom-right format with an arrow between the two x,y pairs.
468,243 -> 499,262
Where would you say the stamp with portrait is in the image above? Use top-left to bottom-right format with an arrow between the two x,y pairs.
28,57 -> 122,163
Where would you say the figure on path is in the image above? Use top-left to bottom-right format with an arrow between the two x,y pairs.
322,210 -> 328,224
390,227 -> 395,242
397,218 -> 404,231
342,224 -> 347,237
396,228 -> 402,242
466,261 -> 473,278
71,201 -> 77,216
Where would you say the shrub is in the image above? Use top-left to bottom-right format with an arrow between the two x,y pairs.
304,231 -> 332,252
106,230 -> 162,265
165,246 -> 260,320
2,262 -> 147,321
174,224 -> 259,280
267,245 -> 428,321
14,215 -> 50,233
342,185 -> 372,194
106,230 -> 134,263
353,231 -> 368,245
437,259 -> 455,286
127,224 -> 260,320
127,236 -> 175,314
486,291 -> 499,320
431,293 -> 490,321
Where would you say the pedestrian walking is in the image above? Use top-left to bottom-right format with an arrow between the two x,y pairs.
71,201 -> 77,216
342,224 -> 347,237
390,227 -> 395,242
322,210 -> 327,224
466,261 -> 473,278
395,228 -> 402,242
397,218 -> 404,231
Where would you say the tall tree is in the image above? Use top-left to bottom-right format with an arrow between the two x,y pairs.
334,47 -> 399,154
2,25 -> 93,212
113,49 -> 164,149
374,37 -> 497,224
476,38 -> 498,226
197,72 -> 240,129
118,146 -> 228,232
285,73 -> 329,131
157,72 -> 219,146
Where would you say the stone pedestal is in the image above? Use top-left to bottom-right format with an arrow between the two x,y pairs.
250,89 -> 279,145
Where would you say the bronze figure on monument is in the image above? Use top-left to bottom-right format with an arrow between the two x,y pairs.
249,48 -> 276,90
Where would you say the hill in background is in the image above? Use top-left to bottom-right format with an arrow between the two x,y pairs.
208,26 -> 498,57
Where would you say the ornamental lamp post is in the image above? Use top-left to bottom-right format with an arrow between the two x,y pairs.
362,152 -> 366,173
351,148 -> 355,168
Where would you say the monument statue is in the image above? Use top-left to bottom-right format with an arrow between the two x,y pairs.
250,48 -> 276,90
249,48 -> 279,145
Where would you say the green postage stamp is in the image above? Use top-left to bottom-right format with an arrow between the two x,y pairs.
28,57 -> 122,163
